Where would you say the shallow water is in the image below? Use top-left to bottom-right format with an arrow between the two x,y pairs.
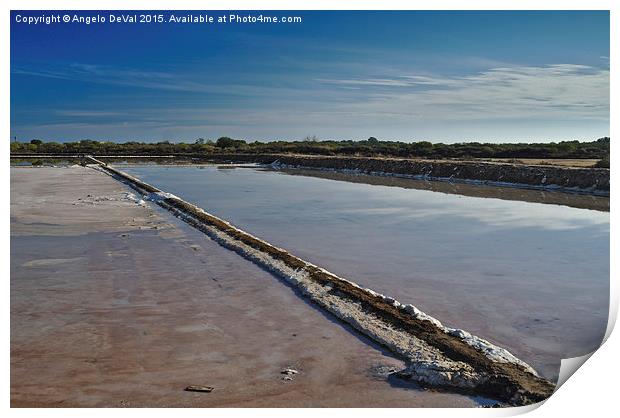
123,164 -> 610,381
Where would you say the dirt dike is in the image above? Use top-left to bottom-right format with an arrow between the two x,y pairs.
87,157 -> 555,406
203,154 -> 609,195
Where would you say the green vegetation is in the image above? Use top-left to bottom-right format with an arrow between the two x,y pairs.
10,136 -> 610,162
594,155 -> 610,168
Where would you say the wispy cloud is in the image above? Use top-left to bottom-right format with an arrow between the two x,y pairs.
319,64 -> 609,121
11,62 -> 343,103
317,74 -> 452,88
15,62 -> 609,122
11,61 -> 609,142
12,63 -> 223,94
54,110 -> 124,117
317,78 -> 418,87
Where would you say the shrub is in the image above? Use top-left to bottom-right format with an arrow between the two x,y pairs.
594,156 -> 610,168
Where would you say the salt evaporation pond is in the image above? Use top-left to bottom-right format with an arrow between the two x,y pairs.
123,164 -> 609,381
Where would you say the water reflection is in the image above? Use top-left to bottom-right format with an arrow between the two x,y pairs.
123,164 -> 609,381
277,168 -> 610,212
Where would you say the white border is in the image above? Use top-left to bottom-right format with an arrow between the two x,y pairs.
2,1 -> 616,417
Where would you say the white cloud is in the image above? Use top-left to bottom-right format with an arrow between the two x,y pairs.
339,192 -> 610,232
320,64 -> 609,122
11,62 -> 609,142
54,110 -> 124,117
13,63 -> 262,96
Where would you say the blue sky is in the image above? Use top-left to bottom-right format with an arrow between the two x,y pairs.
10,11 -> 609,143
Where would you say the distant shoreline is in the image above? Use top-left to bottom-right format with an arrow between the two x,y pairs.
10,137 -> 610,166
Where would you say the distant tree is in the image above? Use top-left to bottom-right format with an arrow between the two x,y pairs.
594,156 -> 610,168
216,137 -> 236,148
415,141 -> 433,149
216,137 -> 246,148
9,137 -> 611,161
410,141 -> 434,156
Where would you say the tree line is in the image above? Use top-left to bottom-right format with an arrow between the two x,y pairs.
10,136 -> 610,166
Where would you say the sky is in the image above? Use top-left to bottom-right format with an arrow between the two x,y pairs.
10,10 -> 610,143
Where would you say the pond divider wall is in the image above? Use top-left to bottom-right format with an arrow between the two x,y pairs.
205,154 -> 609,196
88,156 -> 555,406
